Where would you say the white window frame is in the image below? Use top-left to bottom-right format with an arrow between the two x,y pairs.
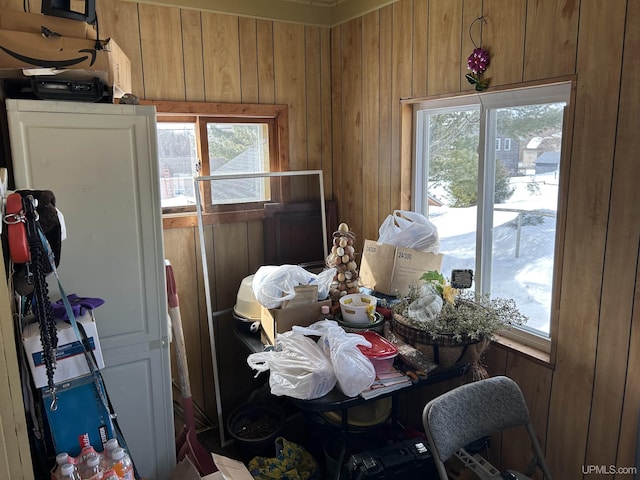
412,81 -> 572,353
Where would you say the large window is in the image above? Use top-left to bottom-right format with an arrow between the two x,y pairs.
412,82 -> 572,350
151,102 -> 289,222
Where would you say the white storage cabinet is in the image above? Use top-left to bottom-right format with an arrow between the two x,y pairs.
6,99 -> 175,480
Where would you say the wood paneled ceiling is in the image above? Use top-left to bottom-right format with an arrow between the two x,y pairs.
127,0 -> 398,26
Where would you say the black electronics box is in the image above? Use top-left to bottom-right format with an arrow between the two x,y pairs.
1,75 -> 110,103
346,438 -> 438,479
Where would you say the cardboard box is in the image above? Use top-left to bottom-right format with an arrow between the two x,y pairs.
260,298 -> 332,345
22,312 -> 105,388
359,239 -> 444,295
210,454 -> 254,480
0,9 -> 97,40
0,30 -> 131,97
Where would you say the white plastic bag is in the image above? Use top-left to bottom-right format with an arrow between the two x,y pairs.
378,210 -> 439,253
247,330 -> 337,400
294,320 -> 376,397
408,293 -> 443,325
252,265 -> 337,309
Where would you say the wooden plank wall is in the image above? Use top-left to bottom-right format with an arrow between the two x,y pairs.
0,244 -> 33,479
95,0 -> 336,433
329,1 -> 640,479
1,0 -> 639,477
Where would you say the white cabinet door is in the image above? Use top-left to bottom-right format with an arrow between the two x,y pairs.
7,99 -> 175,480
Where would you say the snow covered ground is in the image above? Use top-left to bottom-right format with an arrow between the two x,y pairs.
428,171 -> 560,334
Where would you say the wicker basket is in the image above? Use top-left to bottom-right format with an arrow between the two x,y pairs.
391,313 -> 488,368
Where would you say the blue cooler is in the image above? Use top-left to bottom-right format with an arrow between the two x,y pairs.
42,374 -> 114,456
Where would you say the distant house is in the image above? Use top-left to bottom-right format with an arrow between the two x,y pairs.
535,151 -> 561,175
523,135 -> 563,174
495,135 -> 520,175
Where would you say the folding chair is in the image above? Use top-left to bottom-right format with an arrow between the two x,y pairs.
422,375 -> 552,479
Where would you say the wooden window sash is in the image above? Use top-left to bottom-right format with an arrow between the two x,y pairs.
146,100 -> 290,226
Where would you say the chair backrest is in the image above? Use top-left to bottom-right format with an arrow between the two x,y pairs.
422,375 -> 531,462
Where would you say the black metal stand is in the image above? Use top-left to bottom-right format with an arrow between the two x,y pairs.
235,327 -> 467,479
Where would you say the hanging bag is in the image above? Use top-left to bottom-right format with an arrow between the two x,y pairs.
378,210 -> 440,253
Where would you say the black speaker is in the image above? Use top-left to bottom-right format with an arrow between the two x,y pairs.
346,439 -> 437,479
41,0 -> 96,25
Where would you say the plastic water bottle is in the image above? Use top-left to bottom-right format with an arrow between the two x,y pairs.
77,444 -> 99,465
58,463 -> 81,480
102,469 -> 119,480
101,438 -> 120,470
76,451 -> 94,477
109,447 -> 134,480
51,452 -> 76,480
104,438 -> 119,455
78,454 -> 102,480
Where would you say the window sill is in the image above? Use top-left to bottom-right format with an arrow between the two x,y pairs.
491,334 -> 553,368
162,208 -> 266,229
163,212 -> 198,229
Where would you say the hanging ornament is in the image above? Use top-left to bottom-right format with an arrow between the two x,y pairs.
465,16 -> 490,92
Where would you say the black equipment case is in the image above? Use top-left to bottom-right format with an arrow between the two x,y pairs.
346,438 -> 438,479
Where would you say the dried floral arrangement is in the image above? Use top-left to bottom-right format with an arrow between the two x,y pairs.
393,271 -> 528,343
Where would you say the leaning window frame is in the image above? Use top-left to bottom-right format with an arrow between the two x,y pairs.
410,81 -> 573,355
144,101 -> 290,228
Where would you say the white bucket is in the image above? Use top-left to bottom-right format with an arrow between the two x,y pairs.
339,293 -> 377,324
234,275 -> 261,321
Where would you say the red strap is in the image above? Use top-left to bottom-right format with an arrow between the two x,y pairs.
5,193 -> 30,264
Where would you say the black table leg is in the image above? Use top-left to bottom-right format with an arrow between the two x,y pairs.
333,408 -> 349,480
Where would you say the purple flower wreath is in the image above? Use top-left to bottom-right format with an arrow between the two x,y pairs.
466,47 -> 490,91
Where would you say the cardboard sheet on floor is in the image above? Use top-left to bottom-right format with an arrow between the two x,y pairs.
170,455 -> 253,480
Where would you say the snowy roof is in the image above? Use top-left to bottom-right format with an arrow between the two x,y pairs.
214,147 -> 260,173
536,151 -> 561,165
211,148 -> 264,203
526,136 -> 544,149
